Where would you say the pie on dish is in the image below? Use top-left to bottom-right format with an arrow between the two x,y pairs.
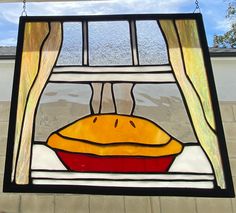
47,114 -> 183,172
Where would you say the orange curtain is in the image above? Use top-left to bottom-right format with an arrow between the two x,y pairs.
159,19 -> 225,189
13,22 -> 62,184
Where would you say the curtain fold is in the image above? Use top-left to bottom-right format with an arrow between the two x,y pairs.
159,19 -> 225,188
13,22 -> 62,184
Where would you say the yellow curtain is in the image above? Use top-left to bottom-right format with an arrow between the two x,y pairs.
12,22 -> 62,184
159,20 -> 225,189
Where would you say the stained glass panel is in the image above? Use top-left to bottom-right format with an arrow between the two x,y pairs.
3,14 -> 234,197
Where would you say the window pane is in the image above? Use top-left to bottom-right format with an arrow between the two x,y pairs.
35,83 -> 91,141
89,21 -> 132,66
57,22 -> 82,65
133,83 -> 197,143
136,21 -> 168,65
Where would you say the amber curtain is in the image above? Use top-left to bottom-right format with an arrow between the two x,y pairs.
12,22 -> 62,184
159,20 -> 225,188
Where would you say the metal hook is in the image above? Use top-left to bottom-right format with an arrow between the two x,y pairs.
193,0 -> 201,13
21,0 -> 27,16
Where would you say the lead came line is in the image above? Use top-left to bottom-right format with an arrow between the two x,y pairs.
82,20 -> 88,66
130,20 -> 139,66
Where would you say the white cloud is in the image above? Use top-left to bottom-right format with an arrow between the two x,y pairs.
0,3 -> 21,24
110,0 -> 191,13
0,37 -> 16,46
0,0 -> 230,46
215,18 -> 236,32
0,0 -> 192,24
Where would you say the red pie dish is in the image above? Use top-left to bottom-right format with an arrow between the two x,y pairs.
47,114 -> 183,173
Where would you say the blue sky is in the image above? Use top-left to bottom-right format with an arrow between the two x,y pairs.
0,0 -> 233,47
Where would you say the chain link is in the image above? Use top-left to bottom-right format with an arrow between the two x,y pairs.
21,0 -> 27,16
193,0 -> 201,13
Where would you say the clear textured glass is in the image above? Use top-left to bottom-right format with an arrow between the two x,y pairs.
89,21 -> 132,66
136,21 -> 169,65
35,83 -> 91,141
133,83 -> 197,143
57,22 -> 82,65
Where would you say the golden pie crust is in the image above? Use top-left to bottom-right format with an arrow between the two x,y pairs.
47,114 -> 183,157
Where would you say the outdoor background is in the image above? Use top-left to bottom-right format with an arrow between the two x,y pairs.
0,0 -> 236,212
1,48 -> 236,213
0,0 -> 235,47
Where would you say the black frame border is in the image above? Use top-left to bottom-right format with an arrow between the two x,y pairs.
3,13 -> 235,197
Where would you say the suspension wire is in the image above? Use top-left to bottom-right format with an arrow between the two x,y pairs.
21,0 -> 27,16
193,0 -> 201,13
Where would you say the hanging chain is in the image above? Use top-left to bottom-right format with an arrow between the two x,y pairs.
193,0 -> 201,13
21,0 -> 27,16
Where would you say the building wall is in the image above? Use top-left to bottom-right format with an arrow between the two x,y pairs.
0,57 -> 236,213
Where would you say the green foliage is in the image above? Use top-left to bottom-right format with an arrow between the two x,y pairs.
226,0 -> 236,17
213,23 -> 236,48
213,0 -> 236,48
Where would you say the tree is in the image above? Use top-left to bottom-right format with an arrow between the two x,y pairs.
213,0 -> 236,48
